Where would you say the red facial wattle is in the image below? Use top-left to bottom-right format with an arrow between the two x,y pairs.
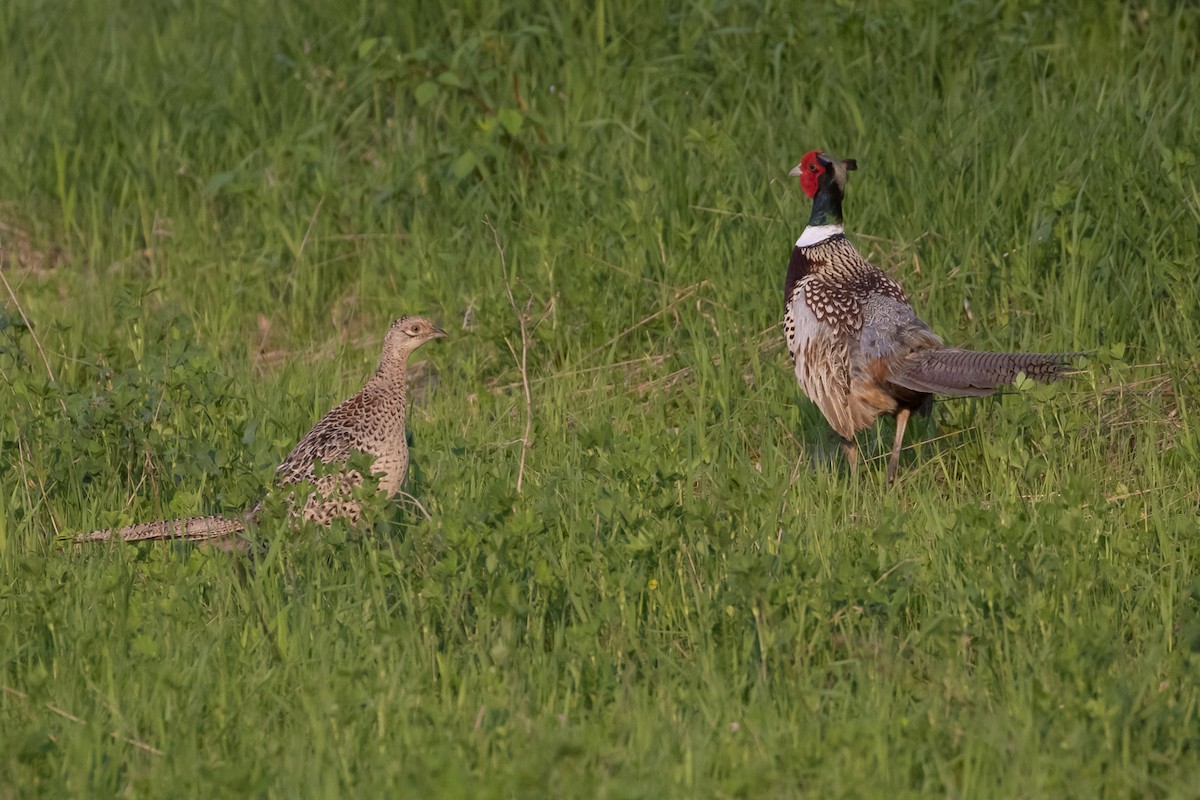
798,150 -> 824,198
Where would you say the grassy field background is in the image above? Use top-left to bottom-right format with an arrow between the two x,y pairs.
2,0 -> 1198,795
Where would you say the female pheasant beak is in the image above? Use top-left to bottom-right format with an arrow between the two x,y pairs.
431,326 -> 448,338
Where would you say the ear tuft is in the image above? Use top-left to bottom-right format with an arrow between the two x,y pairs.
843,159 -> 858,171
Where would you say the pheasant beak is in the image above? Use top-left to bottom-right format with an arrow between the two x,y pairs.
431,326 -> 448,339
788,164 -> 803,178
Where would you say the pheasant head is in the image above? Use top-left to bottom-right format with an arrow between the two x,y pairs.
789,150 -> 858,228
377,315 -> 447,375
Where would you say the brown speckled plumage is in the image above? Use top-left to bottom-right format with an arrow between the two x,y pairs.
77,316 -> 446,546
784,234 -> 909,342
784,151 -> 1073,483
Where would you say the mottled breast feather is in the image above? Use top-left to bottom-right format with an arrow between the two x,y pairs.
275,379 -> 409,489
788,235 -> 908,335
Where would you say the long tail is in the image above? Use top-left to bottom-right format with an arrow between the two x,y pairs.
890,349 -> 1075,397
75,514 -> 246,544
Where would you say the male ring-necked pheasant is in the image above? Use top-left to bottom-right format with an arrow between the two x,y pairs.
77,315 -> 446,546
784,150 -> 1072,483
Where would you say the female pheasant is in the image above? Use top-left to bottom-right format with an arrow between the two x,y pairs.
77,315 -> 446,546
784,150 -> 1071,483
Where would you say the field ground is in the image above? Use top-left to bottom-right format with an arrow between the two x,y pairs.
1,0 -> 1198,796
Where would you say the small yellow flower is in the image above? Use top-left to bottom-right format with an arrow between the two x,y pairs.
647,579 -> 659,591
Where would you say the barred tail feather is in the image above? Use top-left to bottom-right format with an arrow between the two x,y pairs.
76,514 -> 246,544
891,349 -> 1073,397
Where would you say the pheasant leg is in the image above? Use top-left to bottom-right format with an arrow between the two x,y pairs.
887,408 -> 911,486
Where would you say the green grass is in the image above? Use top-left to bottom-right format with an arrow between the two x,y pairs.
2,0 -> 1198,795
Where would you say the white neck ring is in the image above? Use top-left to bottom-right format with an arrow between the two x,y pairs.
795,224 -> 843,248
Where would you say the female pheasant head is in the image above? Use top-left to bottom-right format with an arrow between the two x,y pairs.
378,315 -> 446,375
